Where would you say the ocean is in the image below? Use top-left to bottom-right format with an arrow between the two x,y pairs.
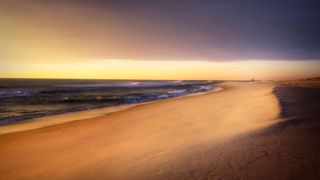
0,79 -> 218,125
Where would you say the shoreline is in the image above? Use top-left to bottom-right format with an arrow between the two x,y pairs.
0,82 -> 281,179
0,85 -> 223,135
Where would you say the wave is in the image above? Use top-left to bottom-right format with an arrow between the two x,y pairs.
199,85 -> 213,91
0,91 -> 32,98
55,81 -> 188,88
129,82 -> 141,86
167,89 -> 187,95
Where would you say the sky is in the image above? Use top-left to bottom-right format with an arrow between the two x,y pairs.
1,0 -> 320,80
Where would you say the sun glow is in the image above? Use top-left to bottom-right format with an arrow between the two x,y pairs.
1,59 -> 319,80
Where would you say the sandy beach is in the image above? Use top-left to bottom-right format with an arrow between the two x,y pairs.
0,82 -> 291,179
2,1 -> 319,179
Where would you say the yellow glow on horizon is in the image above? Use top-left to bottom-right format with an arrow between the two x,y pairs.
1,59 -> 320,80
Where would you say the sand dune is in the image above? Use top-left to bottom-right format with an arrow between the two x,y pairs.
0,82 -> 281,179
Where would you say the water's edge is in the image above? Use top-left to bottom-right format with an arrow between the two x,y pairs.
0,86 -> 223,135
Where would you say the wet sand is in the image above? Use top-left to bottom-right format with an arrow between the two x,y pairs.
0,82 -> 283,179
268,80 -> 320,179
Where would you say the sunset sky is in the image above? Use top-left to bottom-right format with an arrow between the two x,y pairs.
1,0 -> 320,80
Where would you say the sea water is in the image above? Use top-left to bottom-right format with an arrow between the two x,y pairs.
0,79 -> 218,125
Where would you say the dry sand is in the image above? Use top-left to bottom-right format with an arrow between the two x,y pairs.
0,82 -> 282,179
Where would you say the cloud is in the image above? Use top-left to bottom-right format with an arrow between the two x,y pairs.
1,0 -> 320,62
